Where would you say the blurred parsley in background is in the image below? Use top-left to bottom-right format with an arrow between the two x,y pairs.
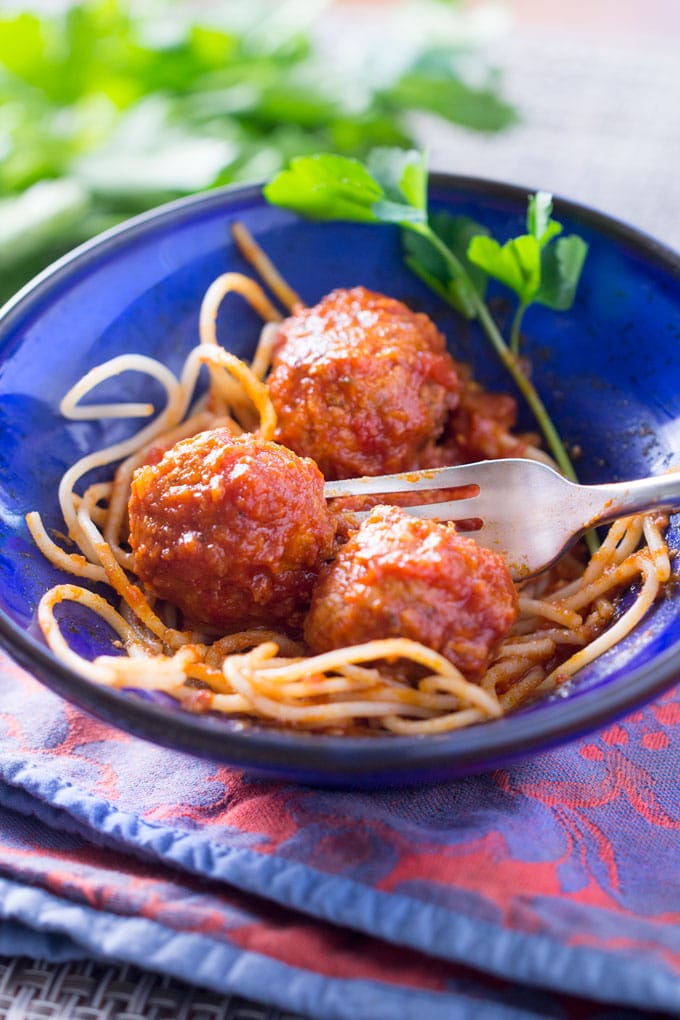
0,0 -> 516,303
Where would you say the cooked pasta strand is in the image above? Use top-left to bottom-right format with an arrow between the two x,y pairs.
230,221 -> 301,312
27,269 -> 672,737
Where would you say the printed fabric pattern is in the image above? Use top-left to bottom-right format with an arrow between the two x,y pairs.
0,648 -> 678,1019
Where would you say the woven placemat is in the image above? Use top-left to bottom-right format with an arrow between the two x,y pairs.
0,957 -> 308,1020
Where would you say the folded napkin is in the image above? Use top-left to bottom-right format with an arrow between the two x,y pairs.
0,646 -> 678,1019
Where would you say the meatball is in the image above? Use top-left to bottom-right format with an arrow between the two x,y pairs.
437,361 -> 534,465
304,505 -> 517,679
128,430 -> 338,631
267,287 -> 460,480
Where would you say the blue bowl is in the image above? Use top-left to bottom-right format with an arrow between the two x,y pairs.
1,176 -> 679,787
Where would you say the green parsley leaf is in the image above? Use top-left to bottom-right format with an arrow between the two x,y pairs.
467,233 -> 542,306
527,191 -> 563,248
368,148 -> 427,214
0,2 -> 517,304
402,212 -> 488,318
432,213 -> 490,295
467,192 -> 587,314
368,148 -> 428,225
384,64 -> 518,133
263,149 -> 427,227
535,234 -> 589,310
263,153 -> 385,223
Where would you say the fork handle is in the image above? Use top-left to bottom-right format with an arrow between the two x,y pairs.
590,472 -> 680,526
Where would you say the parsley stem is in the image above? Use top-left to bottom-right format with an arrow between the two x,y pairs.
419,224 -> 579,484
510,302 -> 527,355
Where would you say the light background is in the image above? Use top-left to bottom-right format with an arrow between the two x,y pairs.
335,0 -> 680,250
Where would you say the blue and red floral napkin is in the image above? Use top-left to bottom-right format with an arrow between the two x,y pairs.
0,646 -> 678,1018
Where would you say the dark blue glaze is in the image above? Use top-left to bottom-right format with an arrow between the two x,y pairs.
1,176 -> 679,787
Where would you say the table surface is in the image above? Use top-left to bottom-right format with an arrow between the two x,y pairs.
334,1 -> 680,251
2,4 -> 679,1018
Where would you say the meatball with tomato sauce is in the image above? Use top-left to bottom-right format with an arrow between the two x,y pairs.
304,505 -> 517,679
267,287 -> 460,480
435,361 -> 535,466
128,430 -> 339,631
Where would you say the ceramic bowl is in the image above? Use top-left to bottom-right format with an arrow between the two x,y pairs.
1,175 -> 679,786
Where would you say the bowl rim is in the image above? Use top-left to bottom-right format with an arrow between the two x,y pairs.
1,172 -> 679,781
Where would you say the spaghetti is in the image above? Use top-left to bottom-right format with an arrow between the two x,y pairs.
27,226 -> 672,736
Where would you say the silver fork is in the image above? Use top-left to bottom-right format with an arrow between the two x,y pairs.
324,459 -> 680,579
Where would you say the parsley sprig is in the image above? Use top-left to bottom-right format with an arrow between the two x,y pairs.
264,149 -> 588,485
